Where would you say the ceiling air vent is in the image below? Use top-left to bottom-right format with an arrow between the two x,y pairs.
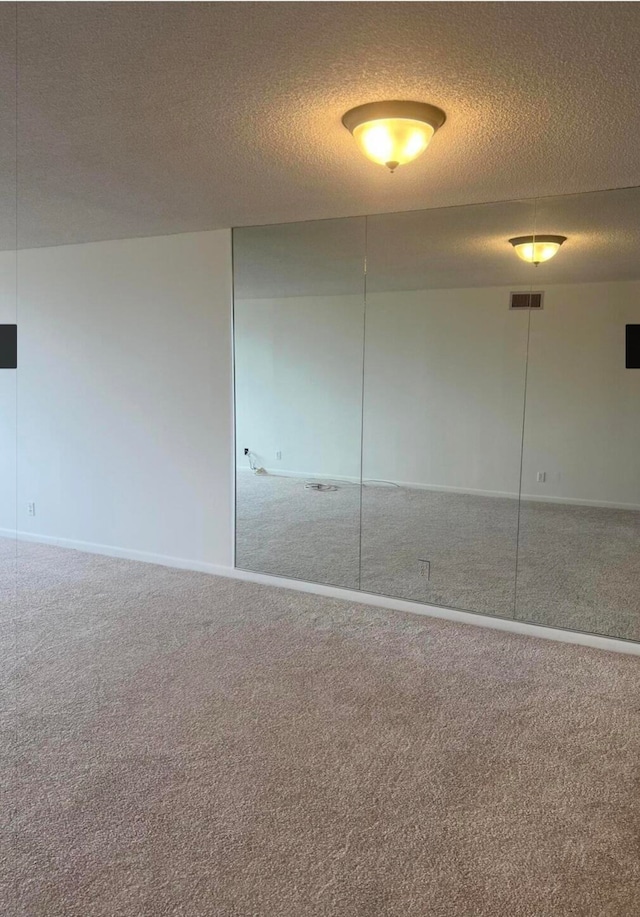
510,291 -> 543,310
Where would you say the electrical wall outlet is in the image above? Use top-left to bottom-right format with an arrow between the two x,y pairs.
27,502 -> 36,517
536,471 -> 546,483
276,451 -> 282,460
418,559 -> 430,579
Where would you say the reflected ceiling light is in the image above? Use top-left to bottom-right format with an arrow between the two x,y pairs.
342,100 -> 446,172
508,235 -> 567,266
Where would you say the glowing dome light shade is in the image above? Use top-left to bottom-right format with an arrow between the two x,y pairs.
509,235 -> 567,265
342,101 -> 446,172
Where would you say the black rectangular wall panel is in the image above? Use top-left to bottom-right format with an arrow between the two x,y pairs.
626,324 -> 640,369
0,325 -> 17,369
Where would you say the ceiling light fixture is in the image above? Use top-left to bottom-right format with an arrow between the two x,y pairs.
508,235 -> 567,266
342,100 -> 446,173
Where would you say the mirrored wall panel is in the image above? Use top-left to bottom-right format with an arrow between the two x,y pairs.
233,218 -> 366,588
360,201 -> 536,614
515,187 -> 640,640
233,189 -> 640,644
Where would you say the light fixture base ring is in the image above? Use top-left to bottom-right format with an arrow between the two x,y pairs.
508,235 -> 567,247
341,100 -> 446,133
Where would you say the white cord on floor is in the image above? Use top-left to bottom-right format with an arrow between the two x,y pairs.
302,478 -> 401,491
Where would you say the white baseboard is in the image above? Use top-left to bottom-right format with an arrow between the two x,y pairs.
3,527 -> 639,657
0,528 -> 231,578
231,568 -> 640,656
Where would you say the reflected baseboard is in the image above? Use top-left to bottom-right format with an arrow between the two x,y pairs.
237,468 -> 640,511
237,467 -> 361,484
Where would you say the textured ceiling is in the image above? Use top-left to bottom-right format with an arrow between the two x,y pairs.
3,2 -> 640,249
234,187 -> 640,296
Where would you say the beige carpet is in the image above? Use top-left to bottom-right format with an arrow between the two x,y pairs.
236,471 -> 640,640
3,540 -> 640,916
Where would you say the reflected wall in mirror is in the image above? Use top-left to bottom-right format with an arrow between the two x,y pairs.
516,187 -> 640,640
233,218 -> 366,588
360,201 -> 536,615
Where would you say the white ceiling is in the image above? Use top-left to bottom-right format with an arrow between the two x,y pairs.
4,2 -> 640,250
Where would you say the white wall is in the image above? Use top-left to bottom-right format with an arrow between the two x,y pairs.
522,281 -> 640,508
362,286 -> 530,496
236,281 -> 640,508
235,294 -> 364,479
7,238 -> 640,577
14,230 -> 234,566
